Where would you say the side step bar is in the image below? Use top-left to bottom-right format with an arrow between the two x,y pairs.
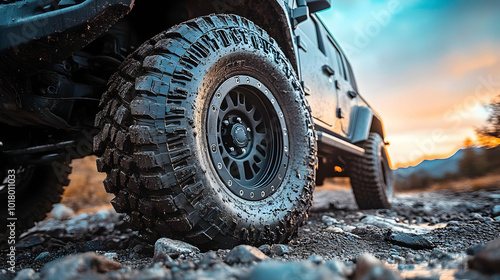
317,131 -> 365,157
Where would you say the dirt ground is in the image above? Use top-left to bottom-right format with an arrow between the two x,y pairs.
1,163 -> 500,279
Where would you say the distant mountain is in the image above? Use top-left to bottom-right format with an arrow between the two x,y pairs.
394,148 -> 481,179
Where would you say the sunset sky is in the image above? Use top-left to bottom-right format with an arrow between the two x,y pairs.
318,0 -> 500,168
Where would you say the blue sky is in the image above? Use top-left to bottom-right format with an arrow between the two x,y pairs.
317,0 -> 500,167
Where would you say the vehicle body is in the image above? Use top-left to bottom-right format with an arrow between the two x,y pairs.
0,0 -> 393,247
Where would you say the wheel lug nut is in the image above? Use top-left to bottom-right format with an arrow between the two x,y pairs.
223,120 -> 229,126
246,127 -> 251,132
237,117 -> 242,123
241,148 -> 246,154
229,147 -> 235,152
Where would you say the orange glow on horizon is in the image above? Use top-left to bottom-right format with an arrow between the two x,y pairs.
392,149 -> 459,169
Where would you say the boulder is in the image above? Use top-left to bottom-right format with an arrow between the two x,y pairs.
225,245 -> 268,264
468,238 -> 500,274
40,252 -> 121,280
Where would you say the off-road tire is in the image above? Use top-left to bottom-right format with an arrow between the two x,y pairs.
94,14 -> 317,248
0,162 -> 71,236
350,133 -> 393,209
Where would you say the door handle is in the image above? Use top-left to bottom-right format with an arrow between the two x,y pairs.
347,90 -> 357,98
322,65 -> 335,77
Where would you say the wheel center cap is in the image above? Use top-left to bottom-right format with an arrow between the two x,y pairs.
231,124 -> 248,147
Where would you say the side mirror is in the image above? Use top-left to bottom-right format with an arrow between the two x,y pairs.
306,0 -> 332,13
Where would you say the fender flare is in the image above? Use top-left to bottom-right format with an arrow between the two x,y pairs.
351,106 -> 386,144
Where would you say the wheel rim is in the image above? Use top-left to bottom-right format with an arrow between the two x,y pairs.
207,75 -> 289,201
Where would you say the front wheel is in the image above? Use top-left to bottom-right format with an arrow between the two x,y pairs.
94,14 -> 317,248
350,133 -> 393,209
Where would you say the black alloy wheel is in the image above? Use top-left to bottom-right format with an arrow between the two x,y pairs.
207,75 -> 289,201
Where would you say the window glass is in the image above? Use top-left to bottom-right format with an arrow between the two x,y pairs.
346,60 -> 358,92
338,52 -> 348,81
334,47 -> 346,80
299,19 -> 318,48
311,18 -> 326,55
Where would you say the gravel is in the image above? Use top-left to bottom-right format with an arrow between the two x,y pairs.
1,188 -> 499,279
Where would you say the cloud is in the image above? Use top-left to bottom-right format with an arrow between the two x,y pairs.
446,48 -> 498,78
319,1 -> 500,166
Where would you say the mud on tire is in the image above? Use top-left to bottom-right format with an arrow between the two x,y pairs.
350,132 -> 393,209
94,14 -> 317,248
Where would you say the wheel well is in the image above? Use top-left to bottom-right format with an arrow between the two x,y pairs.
370,116 -> 385,140
124,0 -> 298,72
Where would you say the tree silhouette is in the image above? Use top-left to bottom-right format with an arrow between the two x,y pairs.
458,138 -> 486,178
477,95 -> 500,142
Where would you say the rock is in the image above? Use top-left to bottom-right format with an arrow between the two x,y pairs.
225,245 -> 268,264
466,244 -> 485,256
354,254 -> 380,279
15,235 -> 45,249
89,209 -> 113,223
322,215 -> 339,226
470,213 -> 482,220
40,252 -> 121,280
325,259 -> 347,276
50,204 -> 74,220
430,249 -> 453,261
184,262 -> 247,279
270,244 -> 290,256
492,205 -> 500,216
153,238 -> 200,262
258,244 -> 271,255
308,254 -> 324,264
385,232 -> 435,250
360,215 -> 432,234
326,226 -> 344,233
113,262 -> 171,280
66,219 -> 89,233
13,268 -> 37,280
104,252 -> 118,260
354,254 -> 400,280
468,238 -> 500,274
342,225 -> 356,232
249,260 -> 345,280
392,255 -> 405,264
138,263 -> 171,280
34,252 -> 51,263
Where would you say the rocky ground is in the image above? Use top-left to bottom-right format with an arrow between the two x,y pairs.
2,187 -> 500,280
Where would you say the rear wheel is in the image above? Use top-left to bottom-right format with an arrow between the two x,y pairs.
0,161 -> 71,237
94,14 -> 317,248
350,133 -> 393,209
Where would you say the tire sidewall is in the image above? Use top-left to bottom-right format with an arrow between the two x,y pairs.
182,47 -> 313,227
373,134 -> 393,204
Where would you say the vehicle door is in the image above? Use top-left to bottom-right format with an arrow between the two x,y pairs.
295,15 -> 337,127
325,38 -> 358,137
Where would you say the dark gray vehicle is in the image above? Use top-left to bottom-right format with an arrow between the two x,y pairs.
0,0 -> 393,248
